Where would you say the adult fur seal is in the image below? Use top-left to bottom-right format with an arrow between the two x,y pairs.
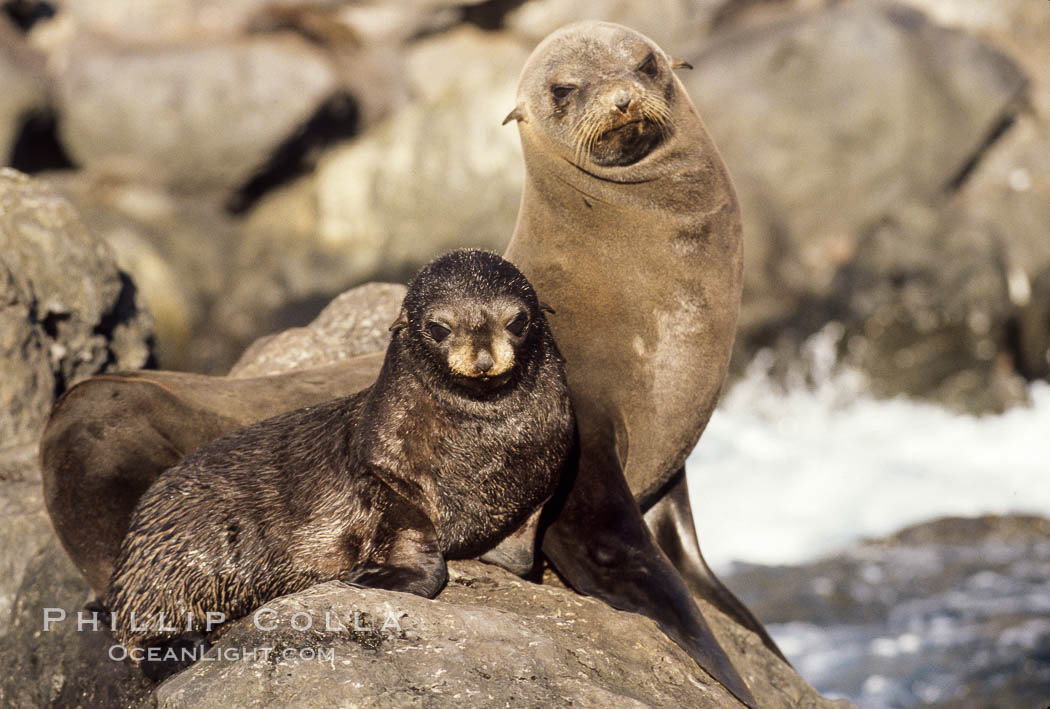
500,21 -> 759,705
41,22 -> 776,707
106,249 -> 573,666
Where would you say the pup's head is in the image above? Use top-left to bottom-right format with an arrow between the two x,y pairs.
393,250 -> 549,394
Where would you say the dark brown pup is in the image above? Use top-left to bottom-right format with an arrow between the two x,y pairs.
104,250 -> 573,659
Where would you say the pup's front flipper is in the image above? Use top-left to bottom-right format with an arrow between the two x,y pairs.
341,489 -> 447,599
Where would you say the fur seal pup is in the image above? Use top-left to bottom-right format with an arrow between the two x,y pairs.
105,250 -> 573,663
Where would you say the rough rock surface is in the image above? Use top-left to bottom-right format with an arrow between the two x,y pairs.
729,515 -> 1050,709
229,281 -> 406,378
684,2 -> 1030,410
154,563 -> 849,709
0,518 -> 849,709
0,535 -> 152,709
310,28 -> 524,284
0,168 -> 152,478
56,34 -> 341,192
0,482 -> 52,636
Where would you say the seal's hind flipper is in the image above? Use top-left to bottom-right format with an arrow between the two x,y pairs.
645,467 -> 790,665
541,412 -> 757,709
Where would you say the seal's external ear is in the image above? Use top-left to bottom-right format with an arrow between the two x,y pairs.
502,107 -> 524,126
540,302 -> 556,315
671,58 -> 693,71
389,309 -> 409,333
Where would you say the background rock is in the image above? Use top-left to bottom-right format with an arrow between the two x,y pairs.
229,281 -> 405,378
683,1 -> 1030,410
0,15 -> 50,165
55,34 -> 342,194
0,168 -> 153,477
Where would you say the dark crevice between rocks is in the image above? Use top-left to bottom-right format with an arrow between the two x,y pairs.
943,112 -> 1016,194
2,0 -> 54,32
8,107 -> 76,174
460,0 -> 529,31
226,91 -> 359,215
92,271 -> 158,375
40,310 -> 70,396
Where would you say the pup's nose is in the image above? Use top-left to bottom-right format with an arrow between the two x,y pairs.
614,90 -> 632,113
475,350 -> 494,373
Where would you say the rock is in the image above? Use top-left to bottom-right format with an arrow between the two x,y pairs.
0,537 -> 848,708
0,534 -> 152,709
223,26 -> 525,341
229,282 -> 406,378
687,1 -> 1026,307
314,26 -> 523,282
47,0 -> 316,43
504,0 -> 722,58
0,168 -> 153,473
728,515 -> 1050,708
684,2 -> 1030,410
0,482 -> 52,635
45,169 -> 241,372
0,15 -> 50,165
55,33 -> 342,193
829,202 -> 1026,413
154,563 -> 848,709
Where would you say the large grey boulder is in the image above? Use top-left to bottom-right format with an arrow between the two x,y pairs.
0,168 -> 153,478
313,27 -> 525,282
55,33 -> 342,193
0,531 -> 849,709
155,563 -> 847,709
684,2 -> 1030,410
219,26 -> 526,346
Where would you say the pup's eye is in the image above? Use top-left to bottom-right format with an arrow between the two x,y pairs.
506,312 -> 528,337
637,53 -> 657,77
551,85 -> 576,101
426,322 -> 451,342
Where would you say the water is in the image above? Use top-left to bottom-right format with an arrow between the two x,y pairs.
684,329 -> 1050,707
687,330 -> 1050,573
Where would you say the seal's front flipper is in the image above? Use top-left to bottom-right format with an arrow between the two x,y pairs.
480,505 -> 545,577
645,466 -> 790,665
342,488 -> 447,599
541,417 -> 757,708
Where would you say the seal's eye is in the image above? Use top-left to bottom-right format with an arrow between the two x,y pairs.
506,312 -> 528,337
426,322 -> 451,342
637,53 -> 658,78
551,85 -> 576,102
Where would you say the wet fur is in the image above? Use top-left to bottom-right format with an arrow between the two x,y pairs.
105,250 -> 573,652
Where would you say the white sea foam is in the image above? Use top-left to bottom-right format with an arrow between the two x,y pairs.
686,328 -> 1050,572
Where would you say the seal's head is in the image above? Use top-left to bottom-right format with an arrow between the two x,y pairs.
392,250 -> 548,393
504,21 -> 692,168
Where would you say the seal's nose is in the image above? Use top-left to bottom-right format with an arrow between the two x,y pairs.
614,90 -> 632,113
475,350 -> 494,374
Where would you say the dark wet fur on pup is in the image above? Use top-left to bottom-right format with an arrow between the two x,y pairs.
105,249 -> 573,660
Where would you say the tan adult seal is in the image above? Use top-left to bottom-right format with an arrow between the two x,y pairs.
41,22 -> 776,707
501,21 -> 758,705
